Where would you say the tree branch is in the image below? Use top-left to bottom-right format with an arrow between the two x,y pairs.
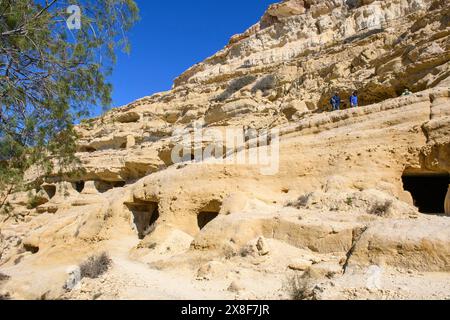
0,0 -> 58,37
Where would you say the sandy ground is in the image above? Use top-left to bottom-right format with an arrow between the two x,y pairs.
59,236 -> 450,300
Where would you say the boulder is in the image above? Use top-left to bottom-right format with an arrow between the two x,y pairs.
115,112 -> 140,123
256,237 -> 270,256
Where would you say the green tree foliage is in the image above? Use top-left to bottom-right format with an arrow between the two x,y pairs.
0,0 -> 139,212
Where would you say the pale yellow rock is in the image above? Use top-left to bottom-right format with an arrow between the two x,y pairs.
288,259 -> 313,271
126,135 -> 136,149
227,281 -> 244,293
309,261 -> 343,279
115,111 -> 140,123
220,193 -> 248,215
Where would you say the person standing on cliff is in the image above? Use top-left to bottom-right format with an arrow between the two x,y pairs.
330,93 -> 341,111
350,91 -> 359,108
402,88 -> 412,96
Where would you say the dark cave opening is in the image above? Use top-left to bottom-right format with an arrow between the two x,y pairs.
42,185 -> 56,199
113,181 -> 126,188
197,211 -> 220,230
74,181 -> 85,193
402,172 -> 449,214
126,201 -> 160,239
95,181 -> 126,193
23,244 -> 39,254
197,200 -> 222,230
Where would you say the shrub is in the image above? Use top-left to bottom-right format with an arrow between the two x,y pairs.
79,252 -> 112,279
345,197 -> 353,206
27,194 -> 41,209
0,293 -> 11,300
286,193 -> 312,209
369,200 -> 393,216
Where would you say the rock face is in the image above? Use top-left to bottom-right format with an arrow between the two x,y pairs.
1,0 -> 450,300
445,185 -> 450,215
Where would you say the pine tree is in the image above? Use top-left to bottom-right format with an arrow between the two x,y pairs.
0,0 -> 139,213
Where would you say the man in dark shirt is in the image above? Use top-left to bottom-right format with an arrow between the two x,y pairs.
330,93 -> 341,111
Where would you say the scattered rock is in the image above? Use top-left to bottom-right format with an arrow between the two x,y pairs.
227,281 -> 244,293
288,259 -> 313,271
256,237 -> 270,256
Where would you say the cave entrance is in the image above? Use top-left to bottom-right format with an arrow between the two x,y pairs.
402,172 -> 449,214
197,212 -> 220,230
197,200 -> 221,230
95,181 -> 126,193
23,244 -> 39,254
79,146 -> 97,153
126,200 -> 159,239
42,185 -> 56,199
73,181 -> 85,193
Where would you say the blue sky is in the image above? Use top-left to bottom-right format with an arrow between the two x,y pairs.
97,0 -> 275,117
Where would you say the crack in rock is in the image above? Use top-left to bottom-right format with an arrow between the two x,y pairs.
343,226 -> 368,274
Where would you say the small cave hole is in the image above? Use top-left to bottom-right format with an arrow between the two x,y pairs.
126,201 -> 160,239
197,200 -> 222,230
74,181 -> 85,193
23,244 -> 39,254
80,146 -> 97,153
402,172 -> 449,214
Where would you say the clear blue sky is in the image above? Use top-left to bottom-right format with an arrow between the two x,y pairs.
98,0 -> 275,117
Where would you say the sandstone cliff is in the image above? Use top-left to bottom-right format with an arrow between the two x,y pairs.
0,0 -> 449,300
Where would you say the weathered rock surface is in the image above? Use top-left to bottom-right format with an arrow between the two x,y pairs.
1,0 -> 449,300
348,216 -> 450,272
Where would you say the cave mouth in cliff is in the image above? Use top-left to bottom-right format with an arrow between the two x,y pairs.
79,146 -> 97,153
402,172 -> 449,214
126,201 -> 159,239
114,181 -> 126,188
42,185 -> 56,199
95,181 -> 126,193
74,181 -> 85,193
23,244 -> 39,254
197,212 -> 220,230
197,200 -> 222,230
